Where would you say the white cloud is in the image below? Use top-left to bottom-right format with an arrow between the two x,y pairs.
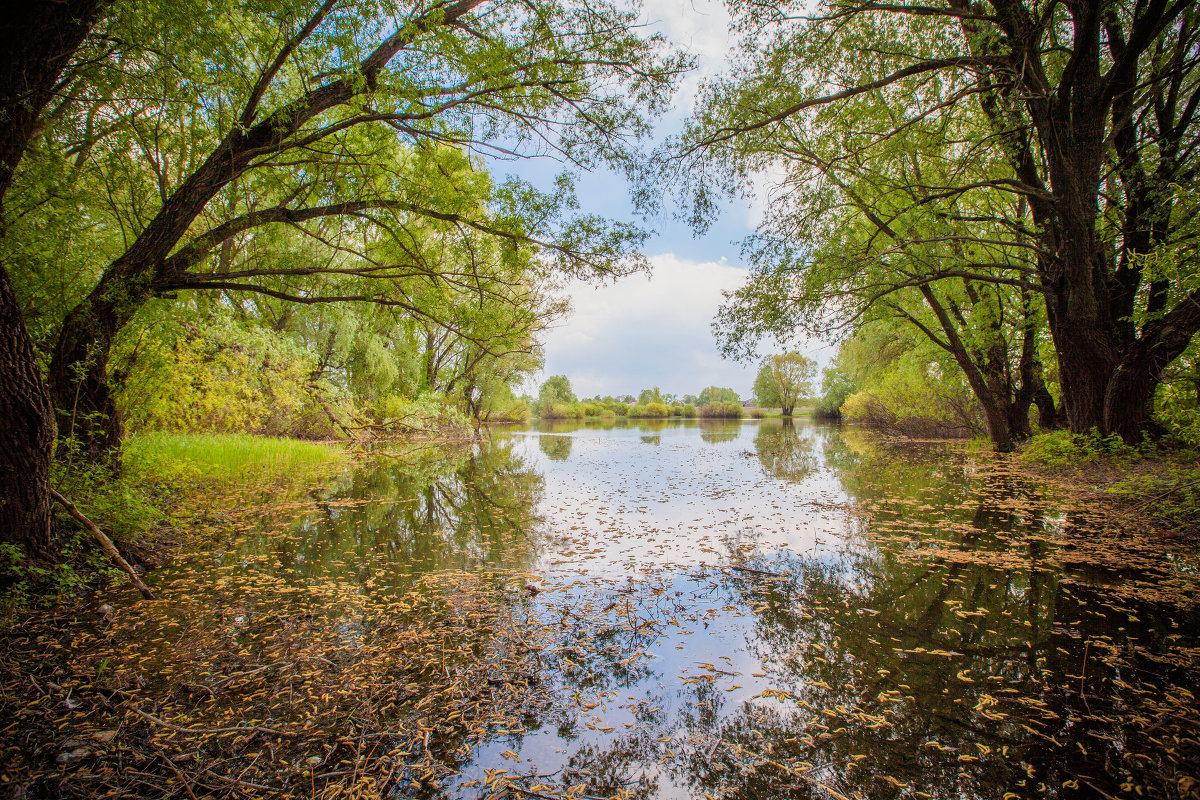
639,0 -> 735,112
529,253 -> 757,398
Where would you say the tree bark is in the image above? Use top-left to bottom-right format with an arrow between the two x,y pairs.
0,0 -> 107,557
0,273 -> 56,560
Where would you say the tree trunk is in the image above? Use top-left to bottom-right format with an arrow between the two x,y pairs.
48,272 -> 139,470
0,272 -> 56,560
0,0 -> 107,557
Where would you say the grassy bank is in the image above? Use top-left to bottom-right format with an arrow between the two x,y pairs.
2,434 -> 348,609
1016,430 -> 1200,541
124,432 -> 344,482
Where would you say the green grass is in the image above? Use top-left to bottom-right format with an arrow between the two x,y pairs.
125,432 -> 345,482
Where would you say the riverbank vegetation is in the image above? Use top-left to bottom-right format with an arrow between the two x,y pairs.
0,0 -> 689,564
671,0 -> 1200,455
525,376 -> 755,420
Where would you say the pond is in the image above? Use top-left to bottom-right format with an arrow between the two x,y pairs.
13,420 -> 1200,799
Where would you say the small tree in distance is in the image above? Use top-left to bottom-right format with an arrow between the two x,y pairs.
754,352 -> 816,417
538,375 -> 577,415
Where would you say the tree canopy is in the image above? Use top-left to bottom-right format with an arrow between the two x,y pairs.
671,0 -> 1200,447
0,0 -> 686,556
754,353 -> 816,416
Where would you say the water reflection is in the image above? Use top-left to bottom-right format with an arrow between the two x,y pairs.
38,420 -> 1198,800
754,417 -> 819,481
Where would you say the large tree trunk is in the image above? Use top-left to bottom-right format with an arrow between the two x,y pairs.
48,290 -> 129,469
0,273 -> 56,560
0,0 -> 107,557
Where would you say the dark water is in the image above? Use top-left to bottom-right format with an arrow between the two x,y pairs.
104,421 -> 1200,798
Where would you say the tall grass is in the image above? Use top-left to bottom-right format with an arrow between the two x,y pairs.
125,432 -> 345,482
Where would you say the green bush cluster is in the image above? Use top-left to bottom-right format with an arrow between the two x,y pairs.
1020,430 -> 1143,468
839,370 -> 983,437
698,401 -> 743,418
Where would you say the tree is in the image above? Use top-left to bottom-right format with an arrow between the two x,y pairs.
0,1 -> 108,559
638,387 -> 664,405
673,0 -> 1200,443
2,0 -> 684,555
697,386 -> 741,404
753,352 -> 816,416
538,374 -> 577,410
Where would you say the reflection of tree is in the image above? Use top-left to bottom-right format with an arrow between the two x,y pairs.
233,436 -> 546,583
516,444 -> 1198,800
538,433 -> 574,461
753,418 -> 818,481
639,434 -> 661,445
538,419 -> 584,435
698,419 -> 743,443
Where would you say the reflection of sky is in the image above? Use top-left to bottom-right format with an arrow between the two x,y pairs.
511,420 -> 854,578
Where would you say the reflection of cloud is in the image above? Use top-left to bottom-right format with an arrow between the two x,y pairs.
532,253 -> 756,398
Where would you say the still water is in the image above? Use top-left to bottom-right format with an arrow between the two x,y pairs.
103,420 -> 1200,798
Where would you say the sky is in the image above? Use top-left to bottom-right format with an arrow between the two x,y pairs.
498,0 -> 829,401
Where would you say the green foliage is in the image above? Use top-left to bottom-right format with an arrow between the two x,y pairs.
698,386 -> 741,404
670,404 -> 684,417
682,404 -> 697,418
638,387 -> 665,405
642,402 -> 669,418
1020,431 -> 1142,469
540,402 -> 583,420
698,401 -> 743,419
753,352 -> 816,414
124,433 -> 344,483
538,376 -> 577,414
3,456 -> 162,607
839,364 -> 983,438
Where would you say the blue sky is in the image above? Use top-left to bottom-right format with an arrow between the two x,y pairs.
497,0 -> 830,400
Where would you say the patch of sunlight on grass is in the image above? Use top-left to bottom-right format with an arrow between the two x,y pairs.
124,432 -> 345,482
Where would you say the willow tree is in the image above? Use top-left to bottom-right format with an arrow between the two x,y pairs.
674,0 -> 1200,443
753,352 -> 815,416
0,1 -> 109,560
708,87 -> 1058,450
1,0 -> 685,557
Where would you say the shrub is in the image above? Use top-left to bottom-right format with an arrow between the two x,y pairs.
698,401 -> 743,418
682,404 -> 697,418
839,371 -> 983,437
643,402 -> 669,418
540,402 -> 583,420
489,400 -> 529,423
1020,429 -> 1141,468
670,404 -> 684,417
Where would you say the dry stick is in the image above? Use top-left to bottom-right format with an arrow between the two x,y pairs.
49,488 -> 156,600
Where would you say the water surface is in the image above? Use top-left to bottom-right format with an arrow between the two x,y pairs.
50,420 -> 1200,798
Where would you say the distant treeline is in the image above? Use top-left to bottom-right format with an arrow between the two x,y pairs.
523,378 -> 746,421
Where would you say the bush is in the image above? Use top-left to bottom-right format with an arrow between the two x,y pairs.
1020,430 -> 1141,468
839,371 -> 983,437
643,402 -> 669,418
541,402 -> 583,420
682,404 -> 697,418
488,399 -> 529,423
698,401 -> 743,418
581,402 -> 604,417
